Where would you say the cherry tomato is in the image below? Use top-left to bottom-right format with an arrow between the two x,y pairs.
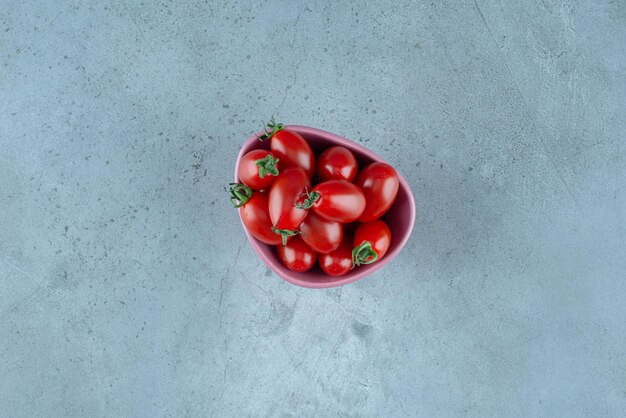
299,210 -> 343,254
237,149 -> 279,190
317,146 -> 358,182
352,220 -> 391,266
299,180 -> 365,223
356,162 -> 400,222
276,235 -> 317,272
258,118 -> 315,177
318,235 -> 353,276
268,166 -> 310,244
227,185 -> 282,245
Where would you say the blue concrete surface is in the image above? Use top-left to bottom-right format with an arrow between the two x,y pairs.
1,0 -> 625,416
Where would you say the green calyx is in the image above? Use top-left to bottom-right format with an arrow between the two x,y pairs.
255,154 -> 279,178
271,225 -> 298,246
294,190 -> 320,210
257,116 -> 284,141
229,183 -> 253,208
351,241 -> 378,267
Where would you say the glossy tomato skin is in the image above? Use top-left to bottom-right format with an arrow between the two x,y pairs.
356,162 -> 400,222
319,235 -> 353,276
353,220 -> 392,263
310,180 -> 365,223
237,149 -> 278,190
317,146 -> 358,182
270,130 -> 315,178
239,192 -> 282,245
276,235 -> 317,272
299,210 -> 343,254
268,166 -> 310,231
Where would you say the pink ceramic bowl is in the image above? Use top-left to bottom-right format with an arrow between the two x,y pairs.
234,125 -> 416,288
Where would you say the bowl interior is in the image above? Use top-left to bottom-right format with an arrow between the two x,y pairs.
235,125 -> 415,288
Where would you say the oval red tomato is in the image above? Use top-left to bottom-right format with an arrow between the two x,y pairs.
268,166 -> 310,244
237,149 -> 279,190
352,220 -> 391,266
276,235 -> 317,272
318,235 -> 353,276
299,180 -> 365,223
317,146 -> 358,182
356,162 -> 399,222
299,210 -> 343,254
238,191 -> 282,245
271,130 -> 315,178
258,118 -> 315,178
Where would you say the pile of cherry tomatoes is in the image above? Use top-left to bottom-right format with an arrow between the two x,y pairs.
230,119 -> 399,277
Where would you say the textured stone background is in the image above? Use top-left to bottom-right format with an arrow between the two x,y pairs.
1,0 -> 625,416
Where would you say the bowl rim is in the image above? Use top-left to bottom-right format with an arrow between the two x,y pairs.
234,125 -> 416,288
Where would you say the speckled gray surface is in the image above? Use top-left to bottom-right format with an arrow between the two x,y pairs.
1,0 -> 625,416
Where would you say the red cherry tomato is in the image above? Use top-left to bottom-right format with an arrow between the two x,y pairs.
299,180 -> 365,223
318,235 -> 353,276
352,220 -> 391,266
276,235 -> 317,272
232,189 -> 282,246
237,149 -> 279,190
299,210 -> 343,254
356,162 -> 400,222
317,146 -> 358,182
271,130 -> 315,178
258,118 -> 315,177
268,166 -> 310,244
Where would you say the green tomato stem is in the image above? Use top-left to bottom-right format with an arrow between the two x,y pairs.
352,241 -> 378,267
257,116 -> 284,141
271,226 -> 298,246
294,190 -> 320,210
229,183 -> 253,208
255,154 -> 280,178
